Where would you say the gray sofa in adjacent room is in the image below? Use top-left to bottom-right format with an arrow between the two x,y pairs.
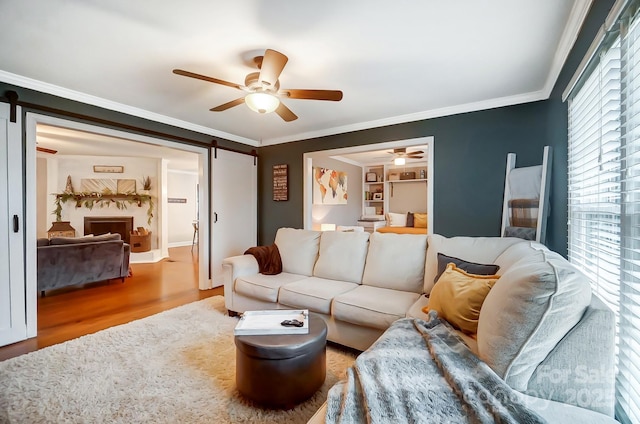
37,233 -> 131,296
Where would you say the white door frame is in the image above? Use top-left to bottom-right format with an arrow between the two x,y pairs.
0,103 -> 27,345
25,113 -> 212,337
303,136 -> 435,233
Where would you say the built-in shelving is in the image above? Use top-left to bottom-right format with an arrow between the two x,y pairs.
363,165 -> 385,214
362,162 -> 428,218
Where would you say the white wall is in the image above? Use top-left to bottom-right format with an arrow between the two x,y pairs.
388,181 -> 427,214
167,170 -> 198,246
51,155 -> 159,248
311,157 -> 362,229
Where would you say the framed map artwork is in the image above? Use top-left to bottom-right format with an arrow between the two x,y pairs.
313,167 -> 347,205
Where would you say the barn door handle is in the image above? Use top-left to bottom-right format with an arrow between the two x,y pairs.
13,215 -> 19,233
214,212 -> 218,223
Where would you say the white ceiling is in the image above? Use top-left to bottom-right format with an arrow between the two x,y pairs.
1,1 -> 589,147
334,146 -> 428,166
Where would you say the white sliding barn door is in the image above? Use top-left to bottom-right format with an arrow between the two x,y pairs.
211,148 -> 257,287
0,103 -> 26,347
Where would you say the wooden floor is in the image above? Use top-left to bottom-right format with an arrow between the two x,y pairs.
0,246 -> 222,361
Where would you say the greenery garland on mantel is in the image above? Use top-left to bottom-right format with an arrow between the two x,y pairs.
53,192 -> 155,226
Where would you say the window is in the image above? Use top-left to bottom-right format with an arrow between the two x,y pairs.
567,3 -> 640,423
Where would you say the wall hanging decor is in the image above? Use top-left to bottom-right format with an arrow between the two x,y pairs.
313,167 -> 347,205
273,164 -> 288,201
93,165 -> 124,173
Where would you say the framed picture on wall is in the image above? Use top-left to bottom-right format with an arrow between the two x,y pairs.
365,172 -> 377,182
93,165 -> 124,173
273,164 -> 288,201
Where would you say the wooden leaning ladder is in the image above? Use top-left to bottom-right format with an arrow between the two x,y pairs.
500,146 -> 552,244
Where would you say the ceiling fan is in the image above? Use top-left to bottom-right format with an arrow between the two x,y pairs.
388,148 -> 423,164
173,49 -> 343,122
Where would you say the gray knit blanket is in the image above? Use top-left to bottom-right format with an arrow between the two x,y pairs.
326,314 -> 546,424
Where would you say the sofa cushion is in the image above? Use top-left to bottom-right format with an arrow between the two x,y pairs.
313,231 -> 370,284
37,238 -> 50,247
424,235 -> 522,294
427,263 -> 499,334
332,285 -> 420,330
361,232 -> 427,293
274,228 -> 321,276
234,272 -> 307,303
49,233 -> 121,245
477,242 -> 592,391
278,277 -> 359,314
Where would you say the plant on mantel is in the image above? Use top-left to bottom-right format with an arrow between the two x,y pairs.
53,192 -> 154,225
141,176 -> 152,191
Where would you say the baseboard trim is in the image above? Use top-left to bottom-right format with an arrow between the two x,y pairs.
168,241 -> 193,248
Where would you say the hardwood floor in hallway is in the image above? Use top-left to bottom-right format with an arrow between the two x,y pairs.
0,246 -> 222,361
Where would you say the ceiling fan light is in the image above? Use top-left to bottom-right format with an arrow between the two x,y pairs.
245,92 -> 280,114
394,157 -> 406,166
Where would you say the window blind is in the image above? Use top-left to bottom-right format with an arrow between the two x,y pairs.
618,12 -> 640,423
568,4 -> 640,422
568,40 -> 621,320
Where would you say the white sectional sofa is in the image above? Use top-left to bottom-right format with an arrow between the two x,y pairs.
222,228 -> 616,417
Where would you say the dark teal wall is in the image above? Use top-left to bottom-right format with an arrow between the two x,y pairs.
256,1 -> 615,257
257,101 -> 553,246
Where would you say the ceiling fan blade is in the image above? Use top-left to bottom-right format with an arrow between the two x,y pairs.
258,49 -> 288,87
210,97 -> 245,112
275,102 -> 298,122
173,69 -> 243,90
36,146 -> 57,154
280,89 -> 343,101
407,151 -> 424,156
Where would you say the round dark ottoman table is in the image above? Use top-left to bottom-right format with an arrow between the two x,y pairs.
234,312 -> 327,408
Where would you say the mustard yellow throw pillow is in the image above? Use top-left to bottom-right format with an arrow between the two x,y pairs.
422,263 -> 499,334
413,213 -> 427,228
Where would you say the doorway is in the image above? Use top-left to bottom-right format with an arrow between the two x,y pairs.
25,113 -> 211,337
302,137 -> 434,232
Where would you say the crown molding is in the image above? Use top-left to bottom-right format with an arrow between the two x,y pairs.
0,71 -> 260,147
259,89 -> 547,146
542,0 -> 594,97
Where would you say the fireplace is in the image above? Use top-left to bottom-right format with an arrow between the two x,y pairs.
84,216 -> 134,244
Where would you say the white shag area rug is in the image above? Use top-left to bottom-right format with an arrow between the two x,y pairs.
0,296 -> 357,423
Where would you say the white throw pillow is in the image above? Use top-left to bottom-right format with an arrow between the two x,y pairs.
387,212 -> 407,227
274,228 -> 321,276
